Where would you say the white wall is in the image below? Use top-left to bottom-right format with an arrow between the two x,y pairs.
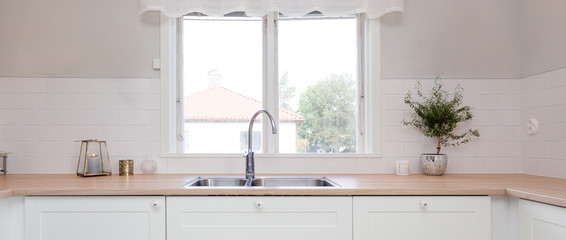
521,67 -> 566,178
517,0 -> 566,179
519,0 -> 566,77
0,0 -> 160,78
0,0 -> 564,176
381,0 -> 521,79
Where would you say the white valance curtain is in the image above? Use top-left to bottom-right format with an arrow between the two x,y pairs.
140,0 -> 403,19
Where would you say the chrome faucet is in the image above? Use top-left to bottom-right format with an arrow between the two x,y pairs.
244,110 -> 277,185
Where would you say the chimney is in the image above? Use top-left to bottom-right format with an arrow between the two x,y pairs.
207,69 -> 222,88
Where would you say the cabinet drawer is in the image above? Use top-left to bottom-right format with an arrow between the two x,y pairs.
354,196 -> 490,240
360,196 -> 489,212
167,196 -> 352,240
25,196 -> 165,240
519,199 -> 566,240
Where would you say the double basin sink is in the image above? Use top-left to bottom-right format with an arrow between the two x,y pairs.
184,177 -> 339,188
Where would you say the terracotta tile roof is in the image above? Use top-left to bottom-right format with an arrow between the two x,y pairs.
184,87 -> 305,122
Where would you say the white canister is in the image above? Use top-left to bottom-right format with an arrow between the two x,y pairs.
396,160 -> 410,175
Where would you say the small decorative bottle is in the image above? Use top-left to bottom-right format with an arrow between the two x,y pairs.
141,154 -> 157,174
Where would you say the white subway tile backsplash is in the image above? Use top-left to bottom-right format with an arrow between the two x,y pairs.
294,158 -> 327,174
37,126 -> 70,141
85,78 -> 120,93
37,157 -> 75,173
4,126 -> 38,141
0,78 -> 22,93
20,141 -> 55,157
118,110 -> 152,125
53,78 -> 86,93
520,67 -> 566,178
325,158 -> 358,174
550,68 -> 566,87
497,79 -> 521,94
53,142 -> 80,159
67,126 -> 103,140
84,109 -> 120,125
134,94 -> 160,109
446,157 -> 484,173
483,158 -> 519,173
199,158 -> 232,173
0,93 -> 37,109
19,110 -> 54,125
462,79 -> 499,95
53,109 -> 87,125
150,79 -> 161,94
119,78 -> 152,93
10,156 -> 37,173
37,94 -> 70,109
166,158 -> 200,173
21,78 -> 53,93
381,110 -> 406,126
102,126 -> 137,141
134,126 -> 160,141
255,158 -> 294,174
380,79 -> 404,95
0,74 -> 555,176
381,142 -> 405,157
99,94 -> 136,109
69,94 -> 102,109
356,157 -> 389,173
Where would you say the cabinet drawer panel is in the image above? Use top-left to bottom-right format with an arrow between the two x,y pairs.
519,199 -> 566,240
25,196 -> 165,240
362,196 -> 489,212
354,196 -> 490,240
167,196 -> 352,240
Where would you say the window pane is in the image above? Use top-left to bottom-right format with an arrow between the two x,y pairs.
182,16 -> 263,153
278,17 -> 358,153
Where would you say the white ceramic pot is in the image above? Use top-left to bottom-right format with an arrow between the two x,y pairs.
420,154 -> 447,176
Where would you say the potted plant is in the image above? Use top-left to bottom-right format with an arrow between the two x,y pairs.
402,76 -> 479,176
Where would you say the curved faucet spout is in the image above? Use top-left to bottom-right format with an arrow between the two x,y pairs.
245,109 -> 278,181
248,109 -> 277,150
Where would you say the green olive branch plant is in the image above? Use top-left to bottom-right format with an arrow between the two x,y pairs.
402,76 -> 480,155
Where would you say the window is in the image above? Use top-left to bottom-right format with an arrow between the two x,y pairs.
160,12 -> 381,156
278,15 -> 358,153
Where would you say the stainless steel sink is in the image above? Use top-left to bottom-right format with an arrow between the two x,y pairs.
184,177 -> 247,187
250,177 -> 339,187
184,177 -> 339,188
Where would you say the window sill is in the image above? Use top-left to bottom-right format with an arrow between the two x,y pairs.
160,153 -> 383,159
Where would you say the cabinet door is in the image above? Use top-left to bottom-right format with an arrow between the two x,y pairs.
0,196 -> 24,240
167,196 -> 352,240
25,196 -> 165,240
354,196 -> 490,240
519,199 -> 566,240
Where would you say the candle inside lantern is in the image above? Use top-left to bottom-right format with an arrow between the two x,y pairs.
87,153 -> 101,173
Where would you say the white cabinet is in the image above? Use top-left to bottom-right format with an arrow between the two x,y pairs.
167,196 -> 352,240
25,196 -> 165,240
354,196 -> 491,240
0,196 -> 24,240
519,199 -> 566,240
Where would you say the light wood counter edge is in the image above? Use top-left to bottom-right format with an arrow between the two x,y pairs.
0,189 -> 12,198
506,188 -> 566,208
11,188 -> 505,196
1,174 -> 565,208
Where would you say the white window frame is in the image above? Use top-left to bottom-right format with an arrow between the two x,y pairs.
160,13 -> 381,158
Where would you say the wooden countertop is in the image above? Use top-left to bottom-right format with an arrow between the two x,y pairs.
0,173 -> 565,208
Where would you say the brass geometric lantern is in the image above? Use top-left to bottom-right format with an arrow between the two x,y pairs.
76,139 -> 112,177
